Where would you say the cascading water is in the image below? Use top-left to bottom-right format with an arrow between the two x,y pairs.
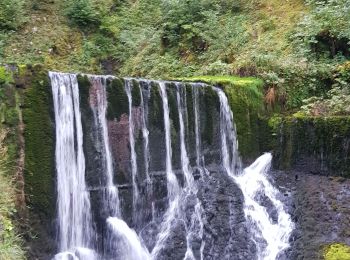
192,84 -> 203,167
237,154 -> 294,260
89,76 -> 150,260
151,82 -> 181,259
215,87 -> 294,260
88,76 -> 120,217
50,72 -> 96,259
176,84 -> 204,260
50,72 -> 293,260
125,79 -> 140,217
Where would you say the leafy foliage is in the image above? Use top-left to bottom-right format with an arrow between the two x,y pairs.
65,0 -> 101,28
292,0 -> 350,58
0,0 -> 26,30
299,61 -> 350,115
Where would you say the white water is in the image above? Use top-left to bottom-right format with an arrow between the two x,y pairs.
50,72 -> 95,259
237,153 -> 294,260
192,84 -> 203,167
177,83 -> 206,260
107,217 -> 151,260
89,76 -> 120,217
176,85 -> 194,188
125,79 -> 140,214
216,87 -> 294,260
158,82 -> 180,199
151,82 -> 181,258
140,82 -> 151,185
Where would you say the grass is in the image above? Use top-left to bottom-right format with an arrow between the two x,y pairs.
324,243 -> 350,260
0,128 -> 25,260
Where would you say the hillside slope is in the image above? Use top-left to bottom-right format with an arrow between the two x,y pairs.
0,0 -> 349,111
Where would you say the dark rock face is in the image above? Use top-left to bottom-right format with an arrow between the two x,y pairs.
271,170 -> 350,260
199,170 -> 256,260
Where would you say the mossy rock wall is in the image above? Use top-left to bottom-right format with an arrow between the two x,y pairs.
272,115 -> 350,177
1,64 -> 56,213
22,65 -> 55,218
223,81 -> 271,161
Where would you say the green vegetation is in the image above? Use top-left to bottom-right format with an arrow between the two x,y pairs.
0,0 -> 26,30
0,66 -> 25,259
65,0 -> 101,28
0,129 -> 25,260
1,0 -> 349,113
324,243 -> 350,260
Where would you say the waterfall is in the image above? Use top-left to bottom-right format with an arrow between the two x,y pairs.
151,82 -> 181,258
89,76 -> 120,217
125,79 -> 140,217
192,84 -> 203,167
140,81 -> 151,185
176,83 -> 205,260
107,217 -> 151,260
50,72 -> 96,259
49,72 -> 293,260
176,84 -> 193,188
215,87 -> 294,260
158,82 -> 180,199
237,154 -> 294,260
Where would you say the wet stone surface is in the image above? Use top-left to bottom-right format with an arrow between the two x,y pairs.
271,169 -> 350,260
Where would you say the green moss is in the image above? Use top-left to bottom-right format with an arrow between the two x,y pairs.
0,67 -> 14,85
178,75 -> 263,89
0,68 -> 22,167
268,115 -> 283,133
223,82 -> 264,158
106,78 -> 128,121
131,79 -> 141,107
77,74 -> 92,114
166,83 -> 179,133
202,86 -> 219,145
23,66 -> 55,217
185,84 -> 195,134
149,82 -> 164,129
324,243 -> 350,260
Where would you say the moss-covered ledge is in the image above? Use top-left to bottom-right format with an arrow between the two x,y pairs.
178,75 -> 267,160
270,114 -> 350,177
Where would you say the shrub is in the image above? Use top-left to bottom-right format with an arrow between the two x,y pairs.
0,0 -> 26,30
291,0 -> 350,59
65,0 -> 101,28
